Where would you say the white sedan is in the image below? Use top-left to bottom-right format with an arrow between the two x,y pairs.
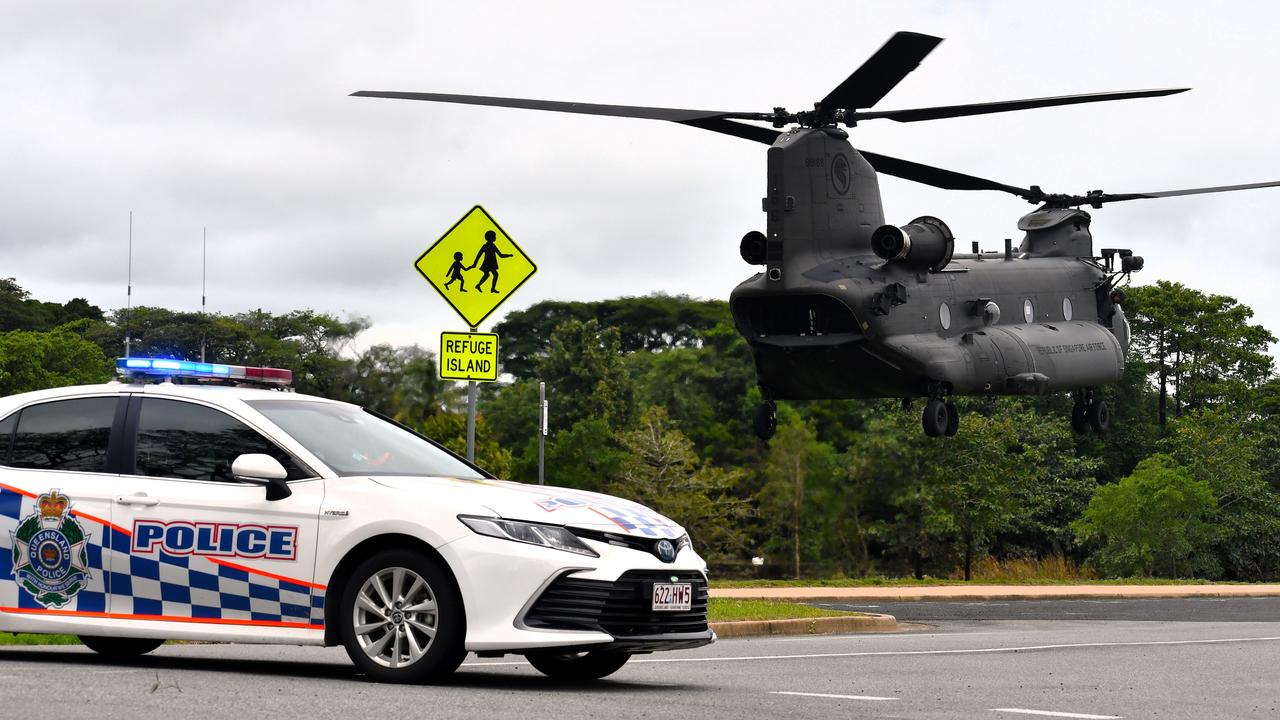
0,359 -> 712,683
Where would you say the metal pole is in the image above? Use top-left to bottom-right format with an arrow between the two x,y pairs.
201,226 -> 207,363
125,211 -> 133,358
466,326 -> 477,463
538,381 -> 546,485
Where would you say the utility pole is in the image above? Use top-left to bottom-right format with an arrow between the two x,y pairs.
200,226 -> 207,363
125,211 -> 133,358
538,381 -> 547,485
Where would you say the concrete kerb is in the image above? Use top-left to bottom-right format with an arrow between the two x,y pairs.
711,583 -> 1280,604
710,613 -> 899,639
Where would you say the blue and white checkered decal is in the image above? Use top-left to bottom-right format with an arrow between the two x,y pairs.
593,505 -> 683,538
0,485 -> 323,628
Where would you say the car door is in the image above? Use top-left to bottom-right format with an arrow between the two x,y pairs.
109,395 -> 324,630
0,394 -> 126,619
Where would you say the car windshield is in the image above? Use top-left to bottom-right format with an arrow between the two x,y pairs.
247,399 -> 484,479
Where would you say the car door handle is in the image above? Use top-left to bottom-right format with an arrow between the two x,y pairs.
115,494 -> 160,507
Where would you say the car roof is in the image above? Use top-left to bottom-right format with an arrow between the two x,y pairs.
0,381 -> 348,415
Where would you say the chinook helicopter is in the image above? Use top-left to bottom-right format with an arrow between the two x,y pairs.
353,32 -> 1280,439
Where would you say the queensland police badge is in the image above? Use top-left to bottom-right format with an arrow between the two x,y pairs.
9,490 -> 92,608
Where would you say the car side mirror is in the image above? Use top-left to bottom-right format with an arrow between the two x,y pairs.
231,453 -> 293,501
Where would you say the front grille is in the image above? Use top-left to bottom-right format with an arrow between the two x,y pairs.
524,570 -> 709,636
569,527 -> 689,562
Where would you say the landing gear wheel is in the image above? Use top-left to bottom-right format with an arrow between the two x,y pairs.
753,400 -> 777,441
922,398 -> 949,437
78,636 -> 165,657
944,401 -> 960,437
1071,401 -> 1089,434
525,650 -> 631,681
1087,398 -> 1110,434
339,549 -> 466,684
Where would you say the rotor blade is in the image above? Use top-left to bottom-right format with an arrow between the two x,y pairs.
860,150 -> 1032,197
351,90 -> 757,123
677,118 -> 781,145
821,32 -> 943,110
852,88 -> 1189,123
1088,180 -> 1280,205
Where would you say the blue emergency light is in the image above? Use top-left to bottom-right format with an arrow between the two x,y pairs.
116,357 -> 292,385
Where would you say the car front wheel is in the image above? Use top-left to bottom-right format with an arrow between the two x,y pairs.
525,650 -> 631,681
338,549 -> 466,684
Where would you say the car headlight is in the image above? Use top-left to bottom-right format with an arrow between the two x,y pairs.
458,515 -> 599,557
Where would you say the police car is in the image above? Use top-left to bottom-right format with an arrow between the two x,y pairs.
0,359 -> 713,683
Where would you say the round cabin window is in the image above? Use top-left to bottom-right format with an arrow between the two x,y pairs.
1023,298 -> 1034,323
939,302 -> 951,330
1062,297 -> 1074,321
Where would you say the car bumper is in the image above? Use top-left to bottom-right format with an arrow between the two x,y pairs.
439,532 -> 712,653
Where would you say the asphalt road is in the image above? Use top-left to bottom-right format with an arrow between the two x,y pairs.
3,599 -> 1278,719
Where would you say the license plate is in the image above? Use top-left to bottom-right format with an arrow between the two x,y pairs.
651,582 -> 692,612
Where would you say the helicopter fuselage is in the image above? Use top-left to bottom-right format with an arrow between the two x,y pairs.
728,128 -> 1129,402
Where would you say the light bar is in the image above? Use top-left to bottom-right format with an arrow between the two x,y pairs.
116,357 -> 292,386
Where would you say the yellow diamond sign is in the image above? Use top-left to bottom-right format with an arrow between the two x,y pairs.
415,206 -> 536,328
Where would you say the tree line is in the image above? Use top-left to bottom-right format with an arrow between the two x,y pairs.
3,276 -> 1278,581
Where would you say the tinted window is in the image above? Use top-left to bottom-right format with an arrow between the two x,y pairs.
248,399 -> 483,479
134,398 -> 311,482
0,411 -> 16,465
10,398 -> 117,472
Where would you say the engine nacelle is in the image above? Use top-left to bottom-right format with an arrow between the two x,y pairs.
740,230 -> 767,265
871,216 -> 954,272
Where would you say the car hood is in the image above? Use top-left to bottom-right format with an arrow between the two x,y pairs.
369,475 -> 686,539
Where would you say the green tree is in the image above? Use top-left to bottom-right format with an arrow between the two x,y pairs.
494,294 -> 731,378
1072,454 -> 1217,577
346,344 -> 461,424
850,404 -> 1043,580
0,278 -> 103,332
1127,282 -> 1274,431
536,318 -> 636,432
1161,408 -> 1280,580
629,323 -> 758,466
529,418 -> 626,491
417,412 -> 513,479
757,410 -> 838,578
0,329 -> 112,395
607,407 -> 750,562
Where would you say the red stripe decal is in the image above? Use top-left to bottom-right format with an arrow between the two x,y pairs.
207,557 -> 327,590
71,509 -> 133,537
0,606 -> 322,630
0,481 -> 36,498
0,483 -> 132,536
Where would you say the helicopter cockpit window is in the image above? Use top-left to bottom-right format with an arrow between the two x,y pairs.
939,302 -> 951,330
1063,297 -> 1074,321
1023,299 -> 1035,323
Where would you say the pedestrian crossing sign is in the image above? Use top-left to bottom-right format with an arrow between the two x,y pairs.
415,206 -> 537,328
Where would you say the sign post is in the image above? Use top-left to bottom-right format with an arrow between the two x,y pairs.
415,205 -> 536,463
466,331 -> 477,463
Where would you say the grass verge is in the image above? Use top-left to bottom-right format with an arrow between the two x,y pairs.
0,633 -> 81,646
708,598 -> 864,622
711,577 -> 1234,589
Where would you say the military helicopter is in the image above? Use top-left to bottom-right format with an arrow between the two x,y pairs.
352,31 -> 1280,439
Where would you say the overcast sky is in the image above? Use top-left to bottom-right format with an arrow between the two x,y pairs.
5,1 -> 1280,360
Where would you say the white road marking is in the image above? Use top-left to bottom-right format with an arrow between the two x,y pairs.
770,691 -> 897,701
462,634 -> 1280,667
992,709 -> 1121,719
769,629 -> 1008,643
